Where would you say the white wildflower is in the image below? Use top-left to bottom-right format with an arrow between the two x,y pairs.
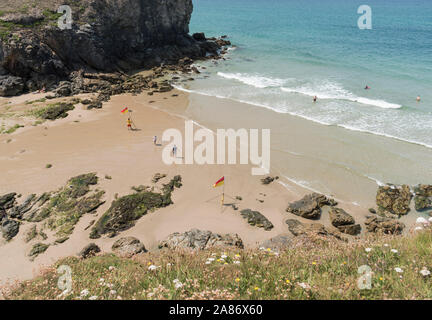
298,282 -> 311,290
80,289 -> 90,297
391,249 -> 398,254
415,226 -> 423,231
234,260 -> 241,265
221,254 -> 227,259
207,258 -> 215,262
109,290 -> 117,295
108,266 -> 115,271
394,267 -> 403,273
173,279 -> 183,289
365,248 -> 372,253
148,265 -> 158,271
89,296 -> 98,300
416,217 -> 429,225
420,268 -> 431,277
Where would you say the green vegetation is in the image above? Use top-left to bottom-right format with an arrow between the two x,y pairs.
89,176 -> 182,239
0,124 -> 24,134
26,174 -> 105,240
29,103 -> 74,120
28,243 -> 49,260
5,229 -> 432,300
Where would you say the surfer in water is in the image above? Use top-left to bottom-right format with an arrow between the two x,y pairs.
364,85 -> 370,90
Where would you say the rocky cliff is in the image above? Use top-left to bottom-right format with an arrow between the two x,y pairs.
0,0 -> 227,96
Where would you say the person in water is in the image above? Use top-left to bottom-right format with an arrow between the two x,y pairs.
416,96 -> 421,102
313,96 -> 317,102
364,85 -> 370,90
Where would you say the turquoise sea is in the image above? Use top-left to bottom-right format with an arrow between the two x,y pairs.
186,0 -> 432,149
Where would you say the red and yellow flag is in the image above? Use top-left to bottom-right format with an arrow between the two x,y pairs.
213,176 -> 224,188
121,107 -> 129,114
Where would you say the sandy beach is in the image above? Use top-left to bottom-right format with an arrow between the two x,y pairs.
0,79 -> 429,286
0,89 -> 302,284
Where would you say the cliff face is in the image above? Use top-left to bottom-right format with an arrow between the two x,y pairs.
0,0 -> 223,96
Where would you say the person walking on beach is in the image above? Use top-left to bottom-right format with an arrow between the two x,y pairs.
127,117 -> 132,131
172,144 -> 178,158
153,135 -> 157,145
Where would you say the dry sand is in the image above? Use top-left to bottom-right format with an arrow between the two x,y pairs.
0,89 -> 323,285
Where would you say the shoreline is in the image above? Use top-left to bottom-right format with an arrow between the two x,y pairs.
0,84 -> 429,285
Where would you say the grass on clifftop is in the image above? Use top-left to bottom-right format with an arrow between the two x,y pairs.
3,229 -> 432,300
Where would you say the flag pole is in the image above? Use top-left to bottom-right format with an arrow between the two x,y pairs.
221,176 -> 225,207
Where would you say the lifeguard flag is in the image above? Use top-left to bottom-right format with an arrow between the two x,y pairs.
213,176 -> 224,188
121,107 -> 128,114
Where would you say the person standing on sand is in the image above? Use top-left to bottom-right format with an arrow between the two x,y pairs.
153,135 -> 157,145
127,117 -> 132,131
172,144 -> 177,158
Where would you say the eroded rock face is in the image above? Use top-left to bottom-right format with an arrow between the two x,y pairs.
364,216 -> 405,235
286,193 -> 337,220
240,209 -> 273,230
376,185 -> 412,217
414,185 -> 432,211
0,0 -> 229,96
159,229 -> 244,250
0,76 -> 25,96
112,237 -> 146,257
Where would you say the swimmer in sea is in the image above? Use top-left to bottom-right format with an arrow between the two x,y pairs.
416,95 -> 421,102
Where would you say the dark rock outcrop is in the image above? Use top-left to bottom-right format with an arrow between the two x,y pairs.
376,185 -> 412,217
0,0 -> 231,97
112,237 -> 146,257
79,243 -> 101,259
286,193 -> 337,220
260,176 -> 279,185
1,219 -> 20,241
328,207 -> 361,235
364,216 -> 405,235
159,229 -> 244,250
90,176 -> 181,239
239,209 -> 273,230
414,185 -> 432,211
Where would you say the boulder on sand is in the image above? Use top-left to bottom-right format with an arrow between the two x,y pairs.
413,185 -> 432,211
286,193 -> 337,220
364,216 -> 405,235
328,207 -> 361,235
240,209 -> 274,230
376,184 -> 412,217
79,243 -> 101,259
